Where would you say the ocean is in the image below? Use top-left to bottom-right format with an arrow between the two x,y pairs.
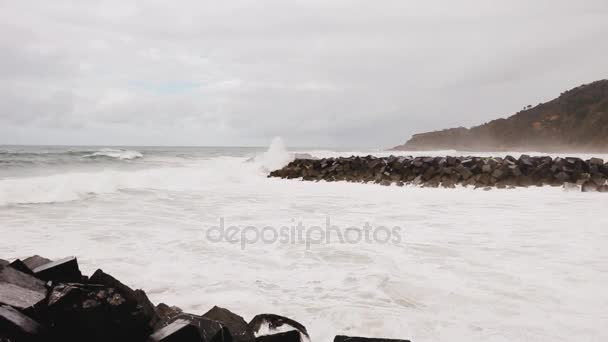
1,140 -> 607,341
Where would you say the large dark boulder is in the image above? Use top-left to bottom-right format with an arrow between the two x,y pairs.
45,283 -> 153,342
32,256 -> 82,283
89,269 -> 159,329
202,306 -> 254,342
160,313 -> 232,342
0,260 -> 9,268
0,266 -> 47,310
149,319 -> 203,342
0,305 -> 44,341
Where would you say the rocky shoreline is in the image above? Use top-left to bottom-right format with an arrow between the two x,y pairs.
269,155 -> 608,191
0,256 -> 410,342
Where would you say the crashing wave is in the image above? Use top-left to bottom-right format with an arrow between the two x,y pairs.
248,137 -> 294,172
82,149 -> 143,160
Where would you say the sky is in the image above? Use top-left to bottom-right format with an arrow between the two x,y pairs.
1,0 -> 607,148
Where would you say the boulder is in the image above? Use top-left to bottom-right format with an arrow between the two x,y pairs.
0,283 -> 47,312
581,181 -> 598,192
256,330 -> 301,342
0,305 -> 43,341
33,256 -> 82,283
248,314 -> 308,341
203,306 -> 254,342
8,259 -> 35,275
22,256 -> 52,271
334,336 -> 411,342
155,303 -> 183,329
519,155 -> 534,167
89,269 -> 159,328
554,172 -> 570,183
149,319 -> 203,342
46,283 -> 153,342
0,260 -> 8,268
166,313 -> 231,342
588,157 -> 604,166
598,185 -> 608,192
0,266 -> 47,310
0,266 -> 45,292
590,175 -> 606,186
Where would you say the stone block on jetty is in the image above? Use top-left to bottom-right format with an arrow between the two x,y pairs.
22,256 -> 52,271
149,318 -> 202,342
89,268 -> 159,328
0,265 -> 47,310
32,256 -> 82,283
0,304 -> 43,341
166,313 -> 231,342
268,155 -> 608,192
203,306 -> 255,342
46,283 -> 154,341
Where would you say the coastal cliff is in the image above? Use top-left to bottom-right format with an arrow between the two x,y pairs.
392,80 -> 608,152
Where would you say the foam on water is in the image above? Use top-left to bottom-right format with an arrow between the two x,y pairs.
82,148 -> 144,160
1,143 -> 607,341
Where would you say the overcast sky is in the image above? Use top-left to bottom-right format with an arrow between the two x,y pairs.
1,0 -> 607,148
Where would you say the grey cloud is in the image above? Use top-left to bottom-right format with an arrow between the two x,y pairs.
0,0 -> 607,147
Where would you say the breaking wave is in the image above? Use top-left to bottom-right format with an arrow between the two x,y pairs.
0,139 -> 294,206
82,149 -> 143,160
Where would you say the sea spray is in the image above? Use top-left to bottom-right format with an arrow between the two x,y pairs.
256,137 -> 293,172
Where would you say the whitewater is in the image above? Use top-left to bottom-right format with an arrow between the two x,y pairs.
1,140 -> 607,342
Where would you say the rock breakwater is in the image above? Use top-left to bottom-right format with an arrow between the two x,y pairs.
269,155 -> 608,191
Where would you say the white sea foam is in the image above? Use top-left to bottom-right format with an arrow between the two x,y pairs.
1,145 -> 607,342
82,148 -> 143,160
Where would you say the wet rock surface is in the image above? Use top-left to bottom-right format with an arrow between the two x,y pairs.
0,256 -> 406,341
269,155 -> 608,192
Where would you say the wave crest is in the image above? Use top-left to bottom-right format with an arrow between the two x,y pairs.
82,149 -> 143,160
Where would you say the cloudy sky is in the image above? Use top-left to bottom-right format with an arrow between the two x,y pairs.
1,0 -> 607,148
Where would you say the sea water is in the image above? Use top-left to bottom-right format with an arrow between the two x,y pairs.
1,139 -> 607,341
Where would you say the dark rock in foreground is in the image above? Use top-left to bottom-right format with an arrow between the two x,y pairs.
0,305 -> 43,341
32,256 -> 82,283
268,155 -> 608,192
0,255 -> 406,342
203,306 -> 254,342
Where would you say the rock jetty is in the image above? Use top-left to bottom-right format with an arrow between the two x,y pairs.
0,255 -> 411,342
268,155 -> 608,191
